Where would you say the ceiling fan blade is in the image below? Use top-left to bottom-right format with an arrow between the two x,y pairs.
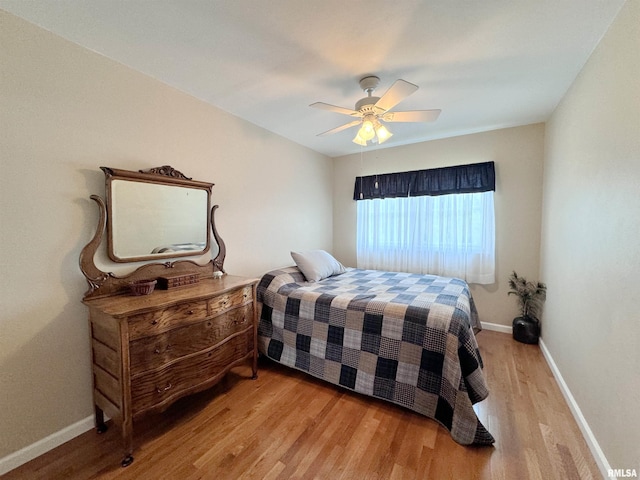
310,102 -> 360,116
317,120 -> 362,136
374,79 -> 419,113
382,110 -> 441,123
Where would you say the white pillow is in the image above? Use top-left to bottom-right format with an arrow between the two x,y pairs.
291,250 -> 346,282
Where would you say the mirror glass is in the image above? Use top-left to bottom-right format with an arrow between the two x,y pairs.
104,167 -> 213,263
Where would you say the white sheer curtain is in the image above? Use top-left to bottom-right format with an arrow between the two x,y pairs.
356,191 -> 495,284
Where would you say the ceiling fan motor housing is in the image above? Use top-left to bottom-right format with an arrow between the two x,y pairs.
355,96 -> 380,113
356,76 -> 383,113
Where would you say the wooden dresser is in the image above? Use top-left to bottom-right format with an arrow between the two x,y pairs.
82,275 -> 258,466
79,165 -> 258,466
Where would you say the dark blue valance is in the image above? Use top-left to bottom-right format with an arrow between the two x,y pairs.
353,161 -> 495,200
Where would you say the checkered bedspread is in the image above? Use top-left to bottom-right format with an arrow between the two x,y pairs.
257,267 -> 494,446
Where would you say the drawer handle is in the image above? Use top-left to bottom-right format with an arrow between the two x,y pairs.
156,383 -> 172,393
154,345 -> 172,354
233,316 -> 247,325
150,319 -> 158,325
187,310 -> 194,315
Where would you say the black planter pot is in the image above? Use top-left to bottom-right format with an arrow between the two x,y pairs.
512,316 -> 540,344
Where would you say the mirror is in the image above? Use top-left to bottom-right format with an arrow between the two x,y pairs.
102,166 -> 214,263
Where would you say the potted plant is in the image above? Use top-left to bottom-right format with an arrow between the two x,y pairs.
508,271 -> 547,344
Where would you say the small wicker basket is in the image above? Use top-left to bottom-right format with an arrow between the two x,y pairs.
129,279 -> 157,296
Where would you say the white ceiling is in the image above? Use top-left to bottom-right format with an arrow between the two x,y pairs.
1,0 -> 626,158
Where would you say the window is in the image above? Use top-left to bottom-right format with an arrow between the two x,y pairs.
354,162 -> 496,284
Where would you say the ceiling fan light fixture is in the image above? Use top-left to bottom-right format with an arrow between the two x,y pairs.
359,116 -> 376,141
352,117 -> 394,146
352,132 -> 368,146
375,122 -> 393,144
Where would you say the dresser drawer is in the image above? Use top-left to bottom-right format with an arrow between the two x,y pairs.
209,286 -> 253,316
129,303 -> 253,375
128,300 -> 208,340
131,330 -> 254,416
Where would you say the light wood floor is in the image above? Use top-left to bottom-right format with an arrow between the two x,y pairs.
2,331 -> 601,480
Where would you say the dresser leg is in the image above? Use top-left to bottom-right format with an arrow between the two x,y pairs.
121,418 -> 134,467
95,406 -> 108,434
252,355 -> 258,379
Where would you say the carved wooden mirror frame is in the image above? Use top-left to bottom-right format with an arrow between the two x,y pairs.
80,165 -> 226,300
104,165 -> 213,263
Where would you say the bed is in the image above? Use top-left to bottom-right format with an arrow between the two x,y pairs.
150,242 -> 206,254
257,256 -> 494,446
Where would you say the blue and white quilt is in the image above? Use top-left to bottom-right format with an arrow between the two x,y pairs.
257,266 -> 494,445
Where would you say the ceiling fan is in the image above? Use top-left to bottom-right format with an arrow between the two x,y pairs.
310,76 -> 441,146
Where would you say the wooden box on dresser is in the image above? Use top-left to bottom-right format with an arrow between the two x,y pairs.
83,275 -> 258,466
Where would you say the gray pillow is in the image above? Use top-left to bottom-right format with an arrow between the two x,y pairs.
291,250 -> 346,282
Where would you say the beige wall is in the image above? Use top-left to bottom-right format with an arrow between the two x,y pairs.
332,124 -> 545,328
540,0 -> 640,470
0,10 -> 332,460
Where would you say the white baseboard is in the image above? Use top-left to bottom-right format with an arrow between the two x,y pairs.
481,324 -> 613,478
539,339 -> 613,479
0,414 -> 96,476
481,321 -> 513,334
